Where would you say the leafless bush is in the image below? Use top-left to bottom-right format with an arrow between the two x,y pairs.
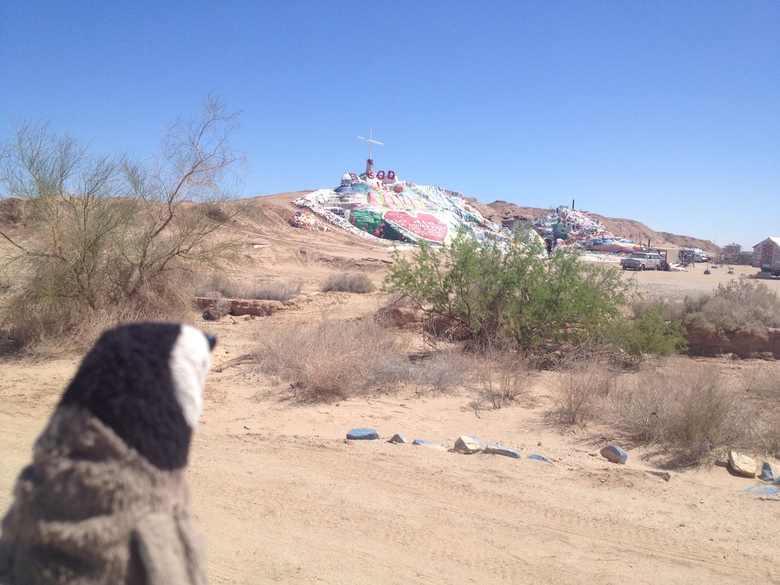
0,97 -> 244,353
253,319 -> 408,402
1,257 -> 195,352
321,272 -> 375,294
190,271 -> 301,302
550,349 -> 615,424
411,350 -> 473,395
602,357 -> 752,465
475,352 -> 532,409
250,280 -> 301,301
740,362 -> 780,401
730,362 -> 780,455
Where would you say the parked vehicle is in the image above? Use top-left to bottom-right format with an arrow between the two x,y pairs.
753,237 -> 780,277
620,252 -> 664,271
680,248 -> 708,263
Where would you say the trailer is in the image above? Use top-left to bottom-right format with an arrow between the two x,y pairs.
753,237 -> 780,277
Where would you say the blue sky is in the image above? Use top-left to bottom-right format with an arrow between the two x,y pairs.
1,1 -> 778,250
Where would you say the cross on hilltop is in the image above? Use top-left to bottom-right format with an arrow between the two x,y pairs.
357,129 -> 383,174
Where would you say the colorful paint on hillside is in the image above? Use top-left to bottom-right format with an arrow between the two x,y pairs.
293,172 -> 642,254
293,173 -> 509,245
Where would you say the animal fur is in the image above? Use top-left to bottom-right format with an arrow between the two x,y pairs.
0,322 -> 214,585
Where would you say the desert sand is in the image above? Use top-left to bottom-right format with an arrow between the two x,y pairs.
2,194 -> 779,584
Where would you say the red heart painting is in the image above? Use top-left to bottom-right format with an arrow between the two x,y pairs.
384,211 -> 448,243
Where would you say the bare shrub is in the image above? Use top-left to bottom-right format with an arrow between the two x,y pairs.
602,358 -> 751,465
189,271 -> 242,299
731,362 -> 780,455
321,272 -> 375,294
411,350 -> 473,395
1,257 -> 195,353
682,279 -> 780,332
740,362 -> 780,401
190,271 -> 302,302
475,352 -> 532,409
253,319 -> 408,402
0,97 -> 245,352
250,280 -> 301,301
551,349 -> 615,424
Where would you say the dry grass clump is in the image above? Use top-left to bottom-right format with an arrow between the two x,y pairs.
682,279 -> 780,333
253,320 -> 478,401
321,272 -> 375,294
251,281 -> 302,301
728,361 -> 780,455
1,263 -> 195,355
602,358 -> 752,465
191,271 -> 301,302
474,352 -> 533,409
253,319 -> 409,402
550,350 -> 615,424
410,350 -> 474,395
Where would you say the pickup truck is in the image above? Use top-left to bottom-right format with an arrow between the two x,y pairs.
621,252 -> 663,271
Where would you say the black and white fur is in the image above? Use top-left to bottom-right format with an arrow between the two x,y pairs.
59,322 -> 216,470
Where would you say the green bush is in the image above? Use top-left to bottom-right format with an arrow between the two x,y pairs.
384,231 -> 682,355
610,303 -> 688,356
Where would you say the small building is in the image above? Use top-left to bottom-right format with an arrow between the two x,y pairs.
723,243 -> 742,258
752,237 -> 780,276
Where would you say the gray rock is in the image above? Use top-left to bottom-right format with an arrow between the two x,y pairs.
728,450 -> 757,478
528,453 -> 551,463
388,433 -> 408,444
412,438 -> 447,451
600,445 -> 628,464
714,457 -> 729,468
758,461 -> 780,482
484,443 -> 521,458
453,435 -> 483,454
744,484 -> 779,498
646,470 -> 671,482
346,428 -> 379,440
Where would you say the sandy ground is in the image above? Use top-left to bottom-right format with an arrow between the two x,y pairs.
2,198 -> 780,584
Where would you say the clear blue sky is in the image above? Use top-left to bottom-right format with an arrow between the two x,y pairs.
2,1 -> 778,250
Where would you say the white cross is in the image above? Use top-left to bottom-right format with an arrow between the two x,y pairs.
357,128 -> 384,160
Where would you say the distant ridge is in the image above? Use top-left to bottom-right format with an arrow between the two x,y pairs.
466,198 -> 719,254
